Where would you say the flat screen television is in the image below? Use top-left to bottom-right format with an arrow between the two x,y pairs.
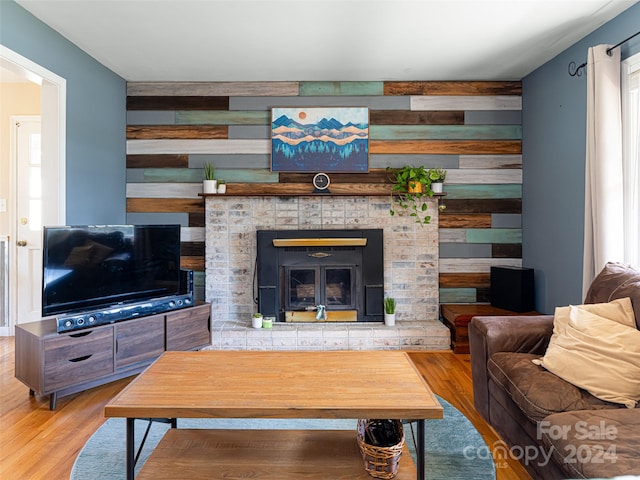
42,225 -> 181,317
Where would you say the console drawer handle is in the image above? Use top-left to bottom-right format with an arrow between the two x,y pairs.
69,331 -> 92,338
69,354 -> 92,363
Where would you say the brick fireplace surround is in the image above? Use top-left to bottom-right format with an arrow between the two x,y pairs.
204,195 -> 449,350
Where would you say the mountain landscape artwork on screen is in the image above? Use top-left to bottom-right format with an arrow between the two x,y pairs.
271,107 -> 369,172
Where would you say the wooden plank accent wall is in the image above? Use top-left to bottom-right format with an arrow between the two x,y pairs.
383,81 -> 522,96
126,125 -> 228,140
126,96 -> 229,111
126,80 -> 522,305
369,140 -> 521,154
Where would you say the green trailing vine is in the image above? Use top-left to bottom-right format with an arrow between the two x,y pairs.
387,165 -> 434,225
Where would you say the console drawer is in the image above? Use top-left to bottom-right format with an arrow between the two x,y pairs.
44,328 -> 114,392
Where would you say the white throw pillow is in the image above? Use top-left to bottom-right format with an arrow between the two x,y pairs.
533,298 -> 640,408
551,297 -> 636,338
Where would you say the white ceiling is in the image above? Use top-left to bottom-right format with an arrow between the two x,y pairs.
13,0 -> 640,82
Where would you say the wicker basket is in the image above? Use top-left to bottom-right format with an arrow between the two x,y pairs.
357,419 -> 405,479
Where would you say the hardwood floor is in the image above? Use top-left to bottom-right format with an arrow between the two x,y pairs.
0,337 -> 531,480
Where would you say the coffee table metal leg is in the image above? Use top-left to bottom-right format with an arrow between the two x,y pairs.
126,418 -> 135,480
417,419 -> 425,480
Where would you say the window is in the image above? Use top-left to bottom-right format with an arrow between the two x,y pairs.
622,52 -> 640,266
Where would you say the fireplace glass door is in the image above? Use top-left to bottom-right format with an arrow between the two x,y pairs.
286,266 -> 355,310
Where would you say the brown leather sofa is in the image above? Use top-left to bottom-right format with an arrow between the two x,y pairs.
469,262 -> 640,480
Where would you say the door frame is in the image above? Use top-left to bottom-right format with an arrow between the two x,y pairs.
0,45 -> 66,335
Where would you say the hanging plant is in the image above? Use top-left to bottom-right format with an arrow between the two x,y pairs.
387,166 -> 434,225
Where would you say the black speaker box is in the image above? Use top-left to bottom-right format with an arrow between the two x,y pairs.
490,266 -> 534,312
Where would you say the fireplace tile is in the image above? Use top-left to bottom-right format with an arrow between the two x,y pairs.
322,336 -> 350,350
272,336 -> 298,349
220,333 -> 247,350
297,337 -> 323,349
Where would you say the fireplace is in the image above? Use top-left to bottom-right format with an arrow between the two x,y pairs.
256,229 -> 384,322
203,195 -> 449,350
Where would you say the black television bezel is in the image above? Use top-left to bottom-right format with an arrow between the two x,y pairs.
41,224 -> 182,317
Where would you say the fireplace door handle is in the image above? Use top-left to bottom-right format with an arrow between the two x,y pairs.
308,252 -> 332,258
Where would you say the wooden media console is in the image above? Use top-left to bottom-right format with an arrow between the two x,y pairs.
14,302 -> 211,409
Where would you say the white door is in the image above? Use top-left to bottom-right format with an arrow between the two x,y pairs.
13,116 -> 43,325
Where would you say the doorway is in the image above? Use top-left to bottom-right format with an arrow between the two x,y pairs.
0,45 -> 66,335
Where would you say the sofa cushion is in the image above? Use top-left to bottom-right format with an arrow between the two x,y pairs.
534,305 -> 640,408
488,352 -> 621,423
584,262 -> 640,328
540,409 -> 640,479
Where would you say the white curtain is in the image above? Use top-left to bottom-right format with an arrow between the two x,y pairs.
622,60 -> 640,268
582,45 -> 624,297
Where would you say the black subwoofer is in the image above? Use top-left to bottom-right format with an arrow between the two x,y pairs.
490,266 -> 534,312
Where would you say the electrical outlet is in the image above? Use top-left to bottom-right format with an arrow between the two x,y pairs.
0,199 -> 6,213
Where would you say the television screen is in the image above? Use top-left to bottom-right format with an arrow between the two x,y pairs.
42,225 -> 181,317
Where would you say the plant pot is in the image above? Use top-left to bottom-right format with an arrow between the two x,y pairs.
431,182 -> 443,193
384,313 -> 396,326
251,316 -> 263,328
203,180 -> 218,194
262,317 -> 273,329
407,182 -> 423,194
217,184 -> 227,194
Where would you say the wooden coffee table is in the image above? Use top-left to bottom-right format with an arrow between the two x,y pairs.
105,350 -> 443,480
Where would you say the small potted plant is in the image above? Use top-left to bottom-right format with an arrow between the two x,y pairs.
217,179 -> 226,194
251,312 -> 263,329
427,168 -> 446,193
387,166 -> 433,225
203,163 -> 217,194
262,316 -> 273,329
384,297 -> 396,326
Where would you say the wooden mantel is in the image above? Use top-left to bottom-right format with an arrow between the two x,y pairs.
198,169 -> 448,197
200,182 -> 447,197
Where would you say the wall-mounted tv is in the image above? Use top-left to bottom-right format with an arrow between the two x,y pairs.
42,225 -> 181,317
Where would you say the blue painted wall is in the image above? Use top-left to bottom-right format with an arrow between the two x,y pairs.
522,3 -> 640,313
0,1 -> 126,225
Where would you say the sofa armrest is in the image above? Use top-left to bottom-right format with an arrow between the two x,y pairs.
469,315 -> 554,422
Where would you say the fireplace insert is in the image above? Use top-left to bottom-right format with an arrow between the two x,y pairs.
256,229 -> 383,322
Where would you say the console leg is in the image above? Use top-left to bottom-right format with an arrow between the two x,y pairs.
29,389 -> 35,396
49,393 -> 57,410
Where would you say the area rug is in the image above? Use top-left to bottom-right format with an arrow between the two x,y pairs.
71,396 -> 495,480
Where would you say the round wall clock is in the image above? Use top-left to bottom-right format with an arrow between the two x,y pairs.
312,172 -> 331,193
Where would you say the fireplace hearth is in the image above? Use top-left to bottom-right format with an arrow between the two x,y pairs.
257,229 -> 383,322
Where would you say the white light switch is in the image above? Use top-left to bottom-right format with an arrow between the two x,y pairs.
0,199 -> 6,213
